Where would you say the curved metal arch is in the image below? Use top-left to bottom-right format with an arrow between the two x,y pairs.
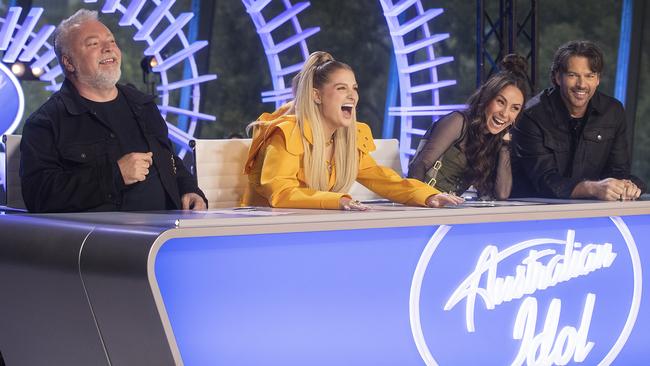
83,0 -> 217,155
242,0 -> 320,108
0,7 -> 59,92
379,0 -> 463,171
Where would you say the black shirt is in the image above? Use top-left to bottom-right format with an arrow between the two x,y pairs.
568,115 -> 586,174
83,92 -> 171,211
20,80 -> 206,213
511,87 -> 646,198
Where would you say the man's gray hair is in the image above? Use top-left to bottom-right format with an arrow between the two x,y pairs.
53,9 -> 98,65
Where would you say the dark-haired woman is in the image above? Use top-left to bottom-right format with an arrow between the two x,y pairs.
408,54 -> 529,200
242,51 -> 463,210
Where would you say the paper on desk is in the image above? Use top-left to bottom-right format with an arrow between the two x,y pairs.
198,208 -> 295,216
365,203 -> 431,211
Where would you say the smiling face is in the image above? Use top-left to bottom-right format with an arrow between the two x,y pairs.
554,56 -> 600,118
483,84 -> 524,135
313,68 -> 358,136
63,20 -> 121,91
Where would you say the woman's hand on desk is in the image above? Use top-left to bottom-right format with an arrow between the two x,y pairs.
425,193 -> 464,207
340,197 -> 370,211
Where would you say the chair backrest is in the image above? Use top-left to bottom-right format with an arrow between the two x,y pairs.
348,138 -> 402,201
192,138 -> 252,208
2,134 -> 25,209
192,137 -> 402,208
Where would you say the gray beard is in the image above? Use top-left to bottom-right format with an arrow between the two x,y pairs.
77,68 -> 121,90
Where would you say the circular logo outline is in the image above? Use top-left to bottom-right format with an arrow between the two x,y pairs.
0,62 -> 25,136
409,216 -> 642,366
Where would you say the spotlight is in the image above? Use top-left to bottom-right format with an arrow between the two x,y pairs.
31,66 -> 44,78
140,56 -> 160,96
10,62 -> 26,77
140,55 -> 158,75
1,61 -> 47,81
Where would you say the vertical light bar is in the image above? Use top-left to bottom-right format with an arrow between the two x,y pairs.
614,0 -> 633,105
176,0 -> 201,145
0,7 -> 22,51
19,25 -> 55,62
134,0 -> 175,41
119,0 -> 146,26
144,12 -> 193,55
3,7 -> 44,63
383,54 -> 399,139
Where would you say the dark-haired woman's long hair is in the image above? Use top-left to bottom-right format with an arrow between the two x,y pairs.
463,68 -> 528,197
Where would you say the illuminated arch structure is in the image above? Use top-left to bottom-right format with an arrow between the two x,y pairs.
0,1 -> 217,152
379,0 -> 462,171
83,0 -> 218,157
245,0 -> 458,171
243,0 -> 320,109
1,0 -> 457,191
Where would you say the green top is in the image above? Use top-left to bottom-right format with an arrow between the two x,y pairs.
424,142 -> 471,195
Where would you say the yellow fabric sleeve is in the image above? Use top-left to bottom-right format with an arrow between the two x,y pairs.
255,132 -> 348,209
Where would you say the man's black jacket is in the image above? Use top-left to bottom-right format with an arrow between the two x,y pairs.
511,87 -> 646,198
20,79 -> 207,213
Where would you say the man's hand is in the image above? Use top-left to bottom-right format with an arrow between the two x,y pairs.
572,178 -> 639,201
182,192 -> 207,210
622,179 -> 642,200
118,152 -> 153,185
425,193 -> 464,207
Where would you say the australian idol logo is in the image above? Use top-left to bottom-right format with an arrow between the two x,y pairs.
409,217 -> 642,366
0,62 -> 25,137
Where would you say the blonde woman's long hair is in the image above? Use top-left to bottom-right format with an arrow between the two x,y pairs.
294,51 -> 358,192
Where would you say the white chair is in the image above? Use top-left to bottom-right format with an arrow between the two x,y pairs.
2,134 -> 26,209
348,138 -> 402,201
191,138 -> 402,208
191,138 -> 252,208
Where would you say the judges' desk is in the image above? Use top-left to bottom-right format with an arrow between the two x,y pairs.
1,199 -> 649,366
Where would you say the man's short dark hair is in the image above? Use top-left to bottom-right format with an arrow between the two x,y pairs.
550,40 -> 604,86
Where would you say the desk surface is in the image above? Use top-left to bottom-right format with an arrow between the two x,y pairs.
3,197 -> 649,235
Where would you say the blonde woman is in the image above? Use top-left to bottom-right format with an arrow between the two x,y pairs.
243,51 -> 463,210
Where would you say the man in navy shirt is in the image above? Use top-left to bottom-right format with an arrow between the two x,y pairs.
20,9 -> 207,212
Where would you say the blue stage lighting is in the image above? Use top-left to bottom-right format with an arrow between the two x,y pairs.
379,0 -> 460,172
243,0 -> 320,108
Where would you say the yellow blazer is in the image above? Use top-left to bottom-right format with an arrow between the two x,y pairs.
243,113 -> 440,209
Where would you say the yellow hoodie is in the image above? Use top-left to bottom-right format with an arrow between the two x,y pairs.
243,110 -> 440,209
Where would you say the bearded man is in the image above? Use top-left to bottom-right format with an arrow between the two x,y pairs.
20,9 -> 207,212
